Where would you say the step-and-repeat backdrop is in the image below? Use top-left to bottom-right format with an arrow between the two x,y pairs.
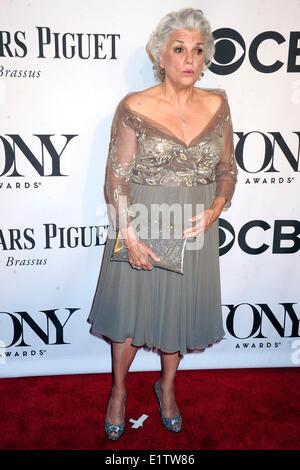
1,0 -> 299,377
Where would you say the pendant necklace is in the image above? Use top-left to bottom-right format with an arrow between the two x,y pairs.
164,97 -> 188,127
167,102 -> 187,127
177,113 -> 187,126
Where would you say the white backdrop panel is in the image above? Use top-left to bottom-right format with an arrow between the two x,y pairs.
1,0 -> 299,377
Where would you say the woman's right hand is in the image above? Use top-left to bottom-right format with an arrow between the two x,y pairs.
127,240 -> 160,271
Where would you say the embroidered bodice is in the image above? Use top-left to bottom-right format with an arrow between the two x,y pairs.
105,88 -> 238,230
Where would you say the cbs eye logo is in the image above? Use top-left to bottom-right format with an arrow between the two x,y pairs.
219,219 -> 235,255
210,28 -> 300,74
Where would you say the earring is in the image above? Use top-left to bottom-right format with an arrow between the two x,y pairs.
160,67 -> 165,75
198,71 -> 204,81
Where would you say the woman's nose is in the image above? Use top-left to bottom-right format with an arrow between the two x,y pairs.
185,51 -> 193,63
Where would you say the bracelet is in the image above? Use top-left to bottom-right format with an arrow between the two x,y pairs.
125,237 -> 140,249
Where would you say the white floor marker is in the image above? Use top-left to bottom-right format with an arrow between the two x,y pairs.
129,414 -> 149,428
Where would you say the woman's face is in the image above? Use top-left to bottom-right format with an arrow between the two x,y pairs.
159,29 -> 206,86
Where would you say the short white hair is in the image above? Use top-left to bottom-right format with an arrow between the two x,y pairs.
146,7 -> 215,82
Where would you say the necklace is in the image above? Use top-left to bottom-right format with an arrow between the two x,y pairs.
177,112 -> 187,126
167,102 -> 187,126
163,96 -> 189,127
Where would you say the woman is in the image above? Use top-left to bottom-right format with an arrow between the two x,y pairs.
88,7 -> 238,440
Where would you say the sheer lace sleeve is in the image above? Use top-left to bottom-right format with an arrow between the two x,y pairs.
105,97 -> 137,231
213,91 -> 238,210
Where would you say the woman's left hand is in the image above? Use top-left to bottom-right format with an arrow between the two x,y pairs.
182,208 -> 220,239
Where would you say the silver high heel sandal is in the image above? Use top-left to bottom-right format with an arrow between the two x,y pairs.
154,379 -> 182,433
105,392 -> 127,441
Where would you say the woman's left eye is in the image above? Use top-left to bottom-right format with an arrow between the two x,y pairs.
195,48 -> 203,55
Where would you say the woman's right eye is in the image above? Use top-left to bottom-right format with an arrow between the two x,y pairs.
174,47 -> 182,53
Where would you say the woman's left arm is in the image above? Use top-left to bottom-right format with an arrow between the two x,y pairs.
212,91 -> 238,212
183,92 -> 238,238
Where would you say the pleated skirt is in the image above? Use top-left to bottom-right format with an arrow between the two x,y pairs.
87,181 -> 225,356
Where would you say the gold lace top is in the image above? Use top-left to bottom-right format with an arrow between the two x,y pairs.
105,88 -> 238,230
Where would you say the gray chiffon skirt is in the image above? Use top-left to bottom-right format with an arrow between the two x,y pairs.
87,181 -> 225,356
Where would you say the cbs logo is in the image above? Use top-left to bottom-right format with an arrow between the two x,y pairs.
211,28 -> 299,74
219,218 -> 300,255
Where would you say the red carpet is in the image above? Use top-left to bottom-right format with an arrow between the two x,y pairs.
1,368 -> 299,450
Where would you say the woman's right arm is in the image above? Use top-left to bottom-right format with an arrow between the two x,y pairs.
105,98 -> 160,269
105,98 -> 137,243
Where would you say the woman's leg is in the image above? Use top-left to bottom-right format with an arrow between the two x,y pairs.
106,337 -> 138,438
159,351 -> 182,430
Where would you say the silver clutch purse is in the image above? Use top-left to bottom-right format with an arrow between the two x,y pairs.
110,221 -> 188,274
